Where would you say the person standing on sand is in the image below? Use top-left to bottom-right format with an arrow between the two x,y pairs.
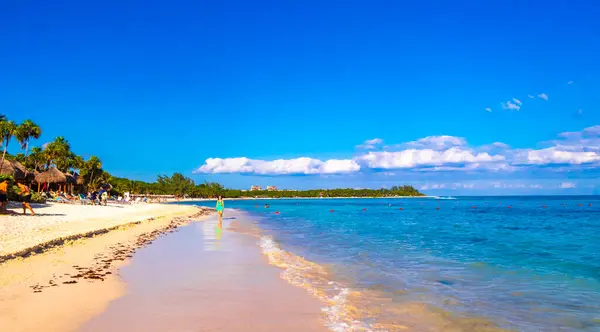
101,190 -> 108,206
216,195 -> 224,227
16,180 -> 35,216
0,179 -> 9,213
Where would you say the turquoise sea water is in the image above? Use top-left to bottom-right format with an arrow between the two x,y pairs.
184,197 -> 600,331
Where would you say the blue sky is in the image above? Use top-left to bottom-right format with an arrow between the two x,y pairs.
1,0 -> 599,194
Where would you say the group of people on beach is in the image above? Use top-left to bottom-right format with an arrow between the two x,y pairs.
85,188 -> 109,205
0,178 -> 35,216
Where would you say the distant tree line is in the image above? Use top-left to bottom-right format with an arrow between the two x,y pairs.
110,174 -> 424,198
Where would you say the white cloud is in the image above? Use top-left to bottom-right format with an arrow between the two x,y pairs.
567,81 -> 573,84
421,183 -> 446,190
552,126 -> 600,153
538,93 -> 549,101
357,148 -> 503,170
491,183 -> 542,189
528,94 -> 535,99
194,157 -> 360,175
452,183 -> 475,189
583,125 -> 600,136
520,148 -> 600,165
513,98 -> 522,106
357,138 -> 383,150
560,182 -> 576,189
404,135 -> 467,150
320,159 -> 361,174
491,142 -> 511,149
479,142 -> 511,153
502,100 -> 521,111
485,107 -> 492,112
195,125 -> 600,176
492,182 -> 526,189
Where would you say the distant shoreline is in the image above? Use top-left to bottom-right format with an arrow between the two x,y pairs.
171,196 -> 439,202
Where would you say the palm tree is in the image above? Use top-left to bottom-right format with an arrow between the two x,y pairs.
127,180 -> 140,194
88,170 -> 109,189
0,119 -> 17,172
68,154 -> 85,174
82,156 -> 102,189
44,136 -> 71,169
28,146 -> 45,171
15,119 -> 42,176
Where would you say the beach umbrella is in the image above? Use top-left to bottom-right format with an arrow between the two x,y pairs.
34,167 -> 67,192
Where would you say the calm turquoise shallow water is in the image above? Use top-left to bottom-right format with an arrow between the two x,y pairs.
184,197 -> 600,331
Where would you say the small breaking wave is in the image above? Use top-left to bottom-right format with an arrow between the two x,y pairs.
259,235 -> 378,331
257,234 -> 509,332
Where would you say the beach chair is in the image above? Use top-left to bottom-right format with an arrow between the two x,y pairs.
78,194 -> 91,205
113,196 -> 126,205
52,196 -> 72,204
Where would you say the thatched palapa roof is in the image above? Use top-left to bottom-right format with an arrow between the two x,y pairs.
11,161 -> 35,181
0,159 -> 17,177
35,167 -> 67,184
11,160 -> 26,173
0,160 -> 28,180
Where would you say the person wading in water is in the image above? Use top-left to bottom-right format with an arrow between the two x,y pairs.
216,195 -> 224,228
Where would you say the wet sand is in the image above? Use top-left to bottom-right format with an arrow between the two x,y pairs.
0,207 -> 211,332
79,211 -> 327,331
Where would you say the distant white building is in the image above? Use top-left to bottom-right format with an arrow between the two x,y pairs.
250,185 -> 262,191
266,186 -> 278,191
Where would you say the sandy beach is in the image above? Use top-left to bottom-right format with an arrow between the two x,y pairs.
0,203 -> 328,332
0,202 -> 209,331
0,202 -> 202,261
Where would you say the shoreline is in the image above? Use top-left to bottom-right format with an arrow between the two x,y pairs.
223,208 -> 509,332
78,210 -> 328,332
172,195 -> 438,202
0,204 -> 212,332
2,201 -> 511,332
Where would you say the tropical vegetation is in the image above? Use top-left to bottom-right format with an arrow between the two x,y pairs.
0,115 -> 423,199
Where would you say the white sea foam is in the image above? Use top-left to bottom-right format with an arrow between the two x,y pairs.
259,235 -> 380,331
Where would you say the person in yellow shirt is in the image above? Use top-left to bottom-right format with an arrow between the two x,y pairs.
17,180 -> 35,216
0,179 -> 9,213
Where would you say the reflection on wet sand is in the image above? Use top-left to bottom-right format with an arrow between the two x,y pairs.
200,215 -> 225,251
